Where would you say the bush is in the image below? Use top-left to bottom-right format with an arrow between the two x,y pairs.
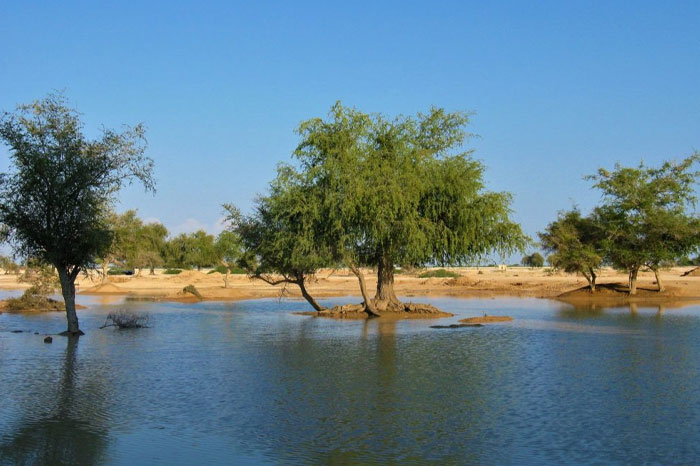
108,267 -> 134,275
418,268 -> 460,278
100,310 -> 150,329
182,284 -> 203,300
207,265 -> 247,275
163,268 -> 182,275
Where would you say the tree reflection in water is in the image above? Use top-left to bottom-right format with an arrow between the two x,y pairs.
0,338 -> 108,466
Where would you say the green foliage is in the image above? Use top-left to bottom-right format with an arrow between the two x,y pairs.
208,265 -> 247,274
0,255 -> 20,274
228,102 -> 527,311
292,102 -> 527,270
0,93 -> 154,275
539,209 -> 604,289
418,268 -> 460,278
521,252 -> 545,268
0,93 -> 154,333
165,231 -> 218,270
163,268 -> 182,275
182,284 -> 202,300
589,154 -> 700,291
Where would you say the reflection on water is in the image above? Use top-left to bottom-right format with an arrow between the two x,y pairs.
2,296 -> 700,464
0,338 -> 109,465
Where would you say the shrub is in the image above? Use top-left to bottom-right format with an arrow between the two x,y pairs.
418,268 -> 460,278
100,310 -> 150,329
182,284 -> 203,300
108,267 -> 134,275
163,268 -> 182,275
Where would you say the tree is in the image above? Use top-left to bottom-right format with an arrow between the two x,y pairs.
224,162 -> 333,312
539,209 -> 604,291
293,103 -> 526,314
589,154 -> 700,294
214,230 -> 242,288
98,209 -> 143,281
138,222 -> 168,274
230,103 -> 527,316
521,252 -> 545,268
0,94 -> 154,335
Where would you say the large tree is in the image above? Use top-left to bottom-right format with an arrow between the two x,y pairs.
293,103 -> 526,313
0,94 -> 154,335
589,154 -> 700,294
539,209 -> 605,291
231,103 -> 526,316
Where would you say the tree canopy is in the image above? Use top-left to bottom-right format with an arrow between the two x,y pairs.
230,102 -> 527,315
589,154 -> 700,293
539,209 -> 605,291
0,93 -> 154,334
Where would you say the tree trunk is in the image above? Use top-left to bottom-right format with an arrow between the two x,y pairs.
296,275 -> 325,312
375,255 -> 400,304
652,266 -> 665,292
57,266 -> 83,336
149,267 -> 155,275
585,267 -> 597,292
348,262 -> 381,317
101,259 -> 109,284
628,267 -> 639,295
224,268 -> 230,288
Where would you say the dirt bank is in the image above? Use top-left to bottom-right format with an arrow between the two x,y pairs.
1,266 -> 699,311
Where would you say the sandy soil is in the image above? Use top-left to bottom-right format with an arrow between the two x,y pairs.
1,266 -> 699,307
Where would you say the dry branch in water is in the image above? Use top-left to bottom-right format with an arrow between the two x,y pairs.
100,310 -> 151,329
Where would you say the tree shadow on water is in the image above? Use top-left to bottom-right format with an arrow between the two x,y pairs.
0,338 -> 109,466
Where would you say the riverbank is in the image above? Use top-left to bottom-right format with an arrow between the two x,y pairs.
1,266 -> 698,307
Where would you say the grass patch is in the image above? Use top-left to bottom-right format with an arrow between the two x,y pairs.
163,268 -> 182,275
418,268 -> 460,278
108,267 -> 134,275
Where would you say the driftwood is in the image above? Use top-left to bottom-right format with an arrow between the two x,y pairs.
100,311 -> 150,329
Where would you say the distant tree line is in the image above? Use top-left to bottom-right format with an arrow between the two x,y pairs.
100,210 -> 243,283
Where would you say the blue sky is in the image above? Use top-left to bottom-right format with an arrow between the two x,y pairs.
2,1 -> 699,259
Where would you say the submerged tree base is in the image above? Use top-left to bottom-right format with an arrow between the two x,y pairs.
296,301 -> 453,319
59,329 -> 85,336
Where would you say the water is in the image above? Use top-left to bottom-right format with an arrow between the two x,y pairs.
2,292 -> 700,465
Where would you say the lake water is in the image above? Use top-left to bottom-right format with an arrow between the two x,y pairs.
2,292 -> 700,465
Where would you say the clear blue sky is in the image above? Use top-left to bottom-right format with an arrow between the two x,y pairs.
2,1 -> 699,260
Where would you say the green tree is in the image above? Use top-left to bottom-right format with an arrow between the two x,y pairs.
521,252 -> 545,268
137,222 -> 168,274
98,209 -> 143,281
293,103 -> 526,314
214,230 -> 242,288
224,163 -> 333,312
165,231 -> 217,270
0,94 -> 154,335
539,210 -> 604,291
230,103 -> 526,315
589,154 -> 700,294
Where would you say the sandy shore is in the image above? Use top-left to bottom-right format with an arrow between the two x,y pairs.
1,266 -> 699,307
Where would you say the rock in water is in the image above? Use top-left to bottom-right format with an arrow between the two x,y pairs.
43,336 -> 53,343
